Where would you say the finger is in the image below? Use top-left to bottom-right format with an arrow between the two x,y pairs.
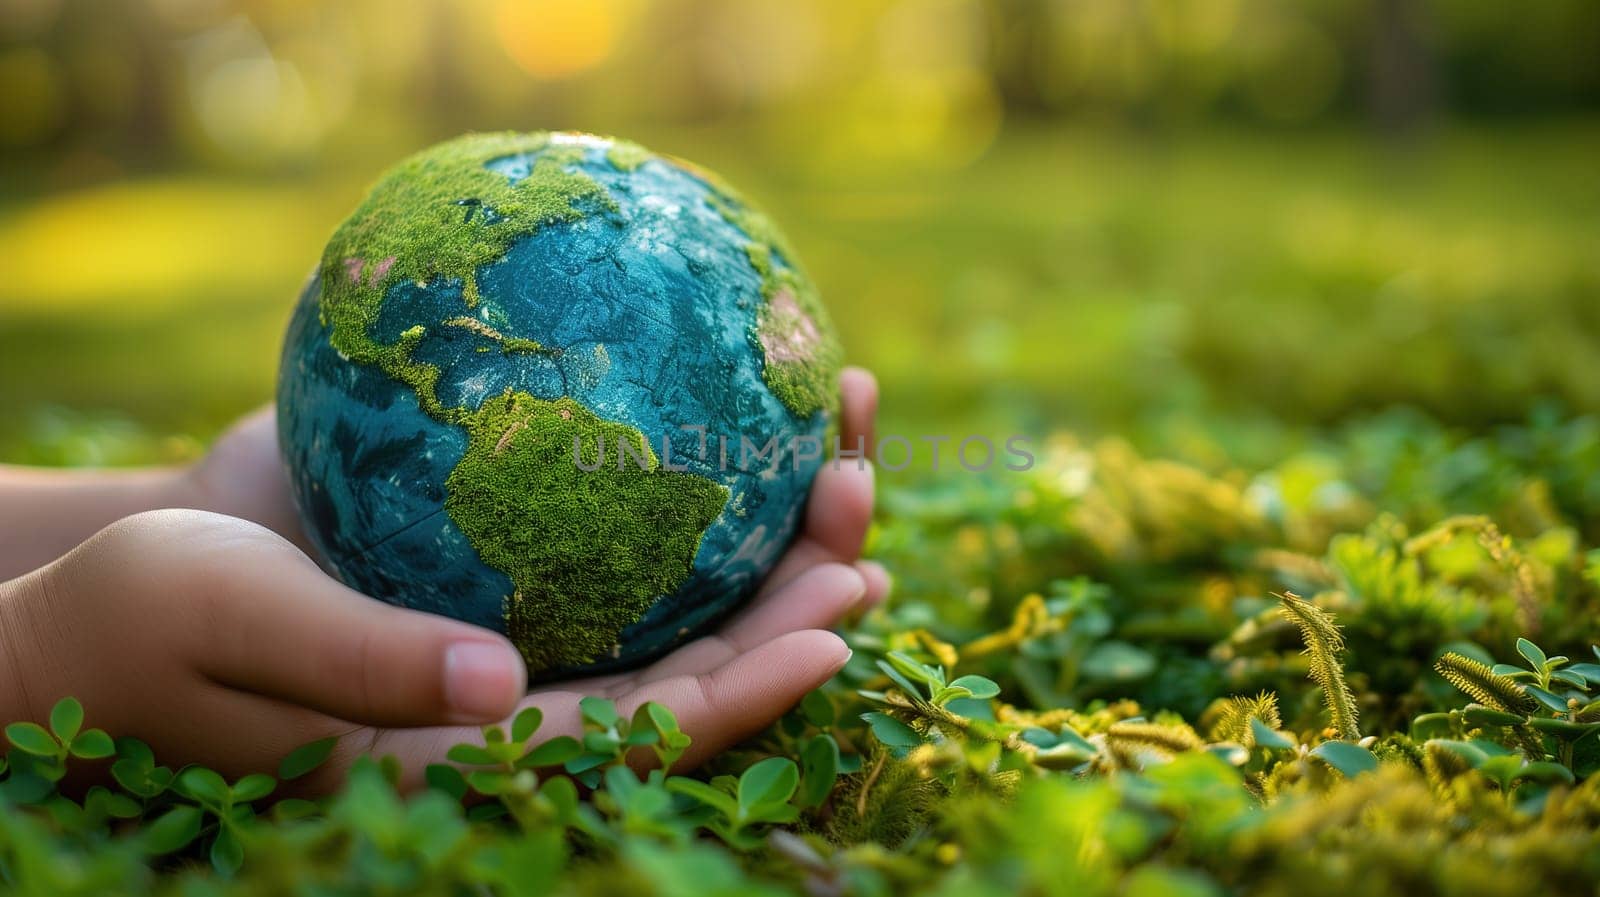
619,629 -> 851,769
365,630 -> 851,789
856,559 -> 892,609
838,367 -> 878,453
151,515 -> 527,727
757,461 -> 874,598
600,563 -> 865,687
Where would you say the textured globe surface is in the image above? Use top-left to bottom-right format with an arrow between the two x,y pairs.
277,132 -> 842,679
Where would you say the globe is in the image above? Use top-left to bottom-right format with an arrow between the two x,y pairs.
276,132 -> 842,680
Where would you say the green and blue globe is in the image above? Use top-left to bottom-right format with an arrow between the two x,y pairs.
277,132 -> 842,680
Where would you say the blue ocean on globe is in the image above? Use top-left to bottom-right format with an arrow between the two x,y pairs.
277,132 -> 841,680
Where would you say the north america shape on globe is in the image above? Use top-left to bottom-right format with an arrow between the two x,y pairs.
276,131 -> 843,680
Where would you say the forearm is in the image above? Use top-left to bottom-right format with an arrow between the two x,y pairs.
0,465 -> 198,580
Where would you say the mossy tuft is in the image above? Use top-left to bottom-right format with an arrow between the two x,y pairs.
446,391 -> 728,673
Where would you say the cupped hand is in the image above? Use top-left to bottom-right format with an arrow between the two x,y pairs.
0,369 -> 886,788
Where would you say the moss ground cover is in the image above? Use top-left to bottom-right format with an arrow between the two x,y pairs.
5,407 -> 1600,895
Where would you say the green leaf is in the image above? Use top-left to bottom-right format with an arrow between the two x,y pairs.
49,697 -> 83,743
1428,739 -> 1488,768
231,774 -> 276,803
564,752 -> 610,776
1514,760 -> 1576,785
512,706 -> 543,743
947,675 -> 1001,700
1250,717 -> 1296,750
446,743 -> 497,766
1462,705 -> 1526,728
875,660 -> 928,701
666,777 -> 738,818
1527,717 -> 1598,741
467,770 -> 511,795
539,776 -> 581,821
0,772 -> 54,804
1205,742 -> 1249,766
799,690 -> 836,728
272,799 -> 319,822
1517,638 -> 1548,672
6,722 -> 58,757
69,729 -> 115,759
1525,684 -> 1570,712
211,825 -> 244,875
176,767 -> 231,805
1568,662 -> 1600,685
645,702 -> 680,736
886,652 -> 942,688
522,735 -> 582,768
1309,741 -> 1378,777
1477,754 -> 1525,790
797,736 -> 841,808
579,696 -> 620,729
861,712 -> 922,750
424,764 -> 468,799
143,806 -> 204,854
1492,663 -> 1536,680
1550,669 -> 1590,689
278,737 -> 338,781
737,757 -> 799,813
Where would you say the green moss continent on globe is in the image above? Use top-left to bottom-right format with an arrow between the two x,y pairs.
276,132 -> 843,678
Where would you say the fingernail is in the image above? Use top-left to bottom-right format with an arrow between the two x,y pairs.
830,648 -> 854,675
444,641 -> 522,720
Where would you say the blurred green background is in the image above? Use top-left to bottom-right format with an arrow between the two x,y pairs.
1,0 -> 1597,470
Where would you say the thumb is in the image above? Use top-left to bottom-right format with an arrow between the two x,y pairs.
120,511 -> 528,727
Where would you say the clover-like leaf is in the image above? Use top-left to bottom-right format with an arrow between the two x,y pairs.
5,722 -> 58,758
737,757 -> 799,815
279,737 -> 338,781
424,763 -> 469,799
512,707 -> 543,743
69,729 -> 115,760
948,675 -> 1001,700
446,743 -> 498,766
797,735 -> 840,809
49,697 -> 84,744
862,712 -> 922,751
142,805 -> 204,855
211,826 -> 244,875
521,735 -> 583,769
579,696 -> 620,729
176,767 -> 231,805
666,777 -> 738,818
231,774 -> 276,803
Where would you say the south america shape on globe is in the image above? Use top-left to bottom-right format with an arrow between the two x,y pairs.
276,132 -> 843,680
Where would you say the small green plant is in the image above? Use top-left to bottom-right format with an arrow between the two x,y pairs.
8,408 -> 1600,895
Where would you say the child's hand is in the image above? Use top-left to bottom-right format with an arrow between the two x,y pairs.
0,369 -> 885,788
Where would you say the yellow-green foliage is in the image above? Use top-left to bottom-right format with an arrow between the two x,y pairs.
1278,592 -> 1362,741
1434,652 -> 1540,715
1208,692 -> 1283,746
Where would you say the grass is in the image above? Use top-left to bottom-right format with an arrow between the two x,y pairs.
3,121 -> 1600,894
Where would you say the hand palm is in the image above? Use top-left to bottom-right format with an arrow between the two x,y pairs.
185,370 -> 885,784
